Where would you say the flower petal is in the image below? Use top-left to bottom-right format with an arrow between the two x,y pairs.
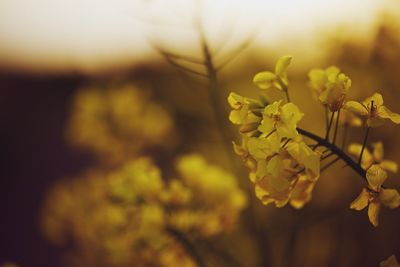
275,56 -> 292,76
344,101 -> 368,116
253,71 -> 276,90
364,93 -> 384,107
367,200 -> 381,227
350,188 -> 369,211
371,142 -> 384,162
380,160 -> 398,173
378,105 -> 400,124
290,175 -> 315,209
366,164 -> 388,191
380,189 -> 400,209
348,143 -> 372,169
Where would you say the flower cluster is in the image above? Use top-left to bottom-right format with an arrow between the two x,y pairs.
41,155 -> 246,267
229,56 -> 400,227
348,142 -> 400,226
66,84 -> 175,165
308,66 -> 352,111
229,96 -> 319,208
229,57 -> 320,208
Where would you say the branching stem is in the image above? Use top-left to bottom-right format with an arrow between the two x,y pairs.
297,128 -> 366,181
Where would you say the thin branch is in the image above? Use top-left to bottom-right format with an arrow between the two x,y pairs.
341,125 -> 348,150
159,50 -> 205,65
321,157 -> 341,173
215,38 -> 254,71
333,109 -> 341,145
162,53 -> 208,77
358,126 -> 370,165
167,228 -> 206,267
297,128 -> 366,181
325,111 -> 335,141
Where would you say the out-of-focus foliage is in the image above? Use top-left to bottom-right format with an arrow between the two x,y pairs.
380,255 -> 400,267
66,84 -> 175,165
41,155 -> 246,267
0,263 -> 19,267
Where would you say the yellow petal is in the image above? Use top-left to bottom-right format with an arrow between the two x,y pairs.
247,136 -> 279,160
380,160 -> 398,173
378,105 -> 400,124
380,189 -> 400,209
367,117 -> 385,127
286,141 -> 320,177
275,55 -> 292,76
366,164 -> 388,191
363,93 -> 384,108
229,106 -> 248,125
347,143 -> 372,168
290,175 -> 315,209
227,92 -> 244,109
344,101 -> 368,116
367,200 -> 381,227
253,71 -> 276,90
350,188 -> 369,211
255,175 -> 291,207
371,142 -> 384,162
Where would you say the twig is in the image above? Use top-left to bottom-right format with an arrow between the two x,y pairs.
358,126 -> 370,165
167,228 -> 206,267
297,128 -> 366,181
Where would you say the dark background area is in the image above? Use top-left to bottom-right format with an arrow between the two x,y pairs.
0,72 -> 89,267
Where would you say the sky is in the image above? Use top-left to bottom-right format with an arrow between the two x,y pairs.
0,0 -> 398,73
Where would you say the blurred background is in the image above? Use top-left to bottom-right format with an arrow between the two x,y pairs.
1,0 -> 400,266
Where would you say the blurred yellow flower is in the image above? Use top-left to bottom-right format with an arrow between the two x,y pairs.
42,154 -> 246,266
345,93 -> 400,127
66,84 -> 175,164
348,142 -> 398,172
338,109 -> 362,127
350,165 -> 400,227
308,66 -> 351,111
380,255 -> 400,267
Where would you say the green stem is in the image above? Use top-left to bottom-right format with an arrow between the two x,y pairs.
341,125 -> 348,150
332,109 -> 341,145
358,127 -> 370,165
325,111 -> 335,141
285,89 -> 291,103
167,228 -> 205,267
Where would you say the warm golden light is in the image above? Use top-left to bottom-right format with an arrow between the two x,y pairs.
0,0 -> 398,73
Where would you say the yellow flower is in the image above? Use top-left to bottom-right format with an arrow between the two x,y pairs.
345,93 -> 400,127
290,174 -> 317,209
253,55 -> 292,91
350,165 -> 400,227
286,141 -> 320,179
258,101 -> 304,139
348,142 -> 398,172
254,147 -> 318,208
66,84 -> 174,164
228,92 -> 262,127
380,255 -> 400,267
308,66 -> 351,111
247,133 -> 281,160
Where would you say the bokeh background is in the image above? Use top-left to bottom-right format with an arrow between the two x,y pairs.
1,0 -> 400,266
